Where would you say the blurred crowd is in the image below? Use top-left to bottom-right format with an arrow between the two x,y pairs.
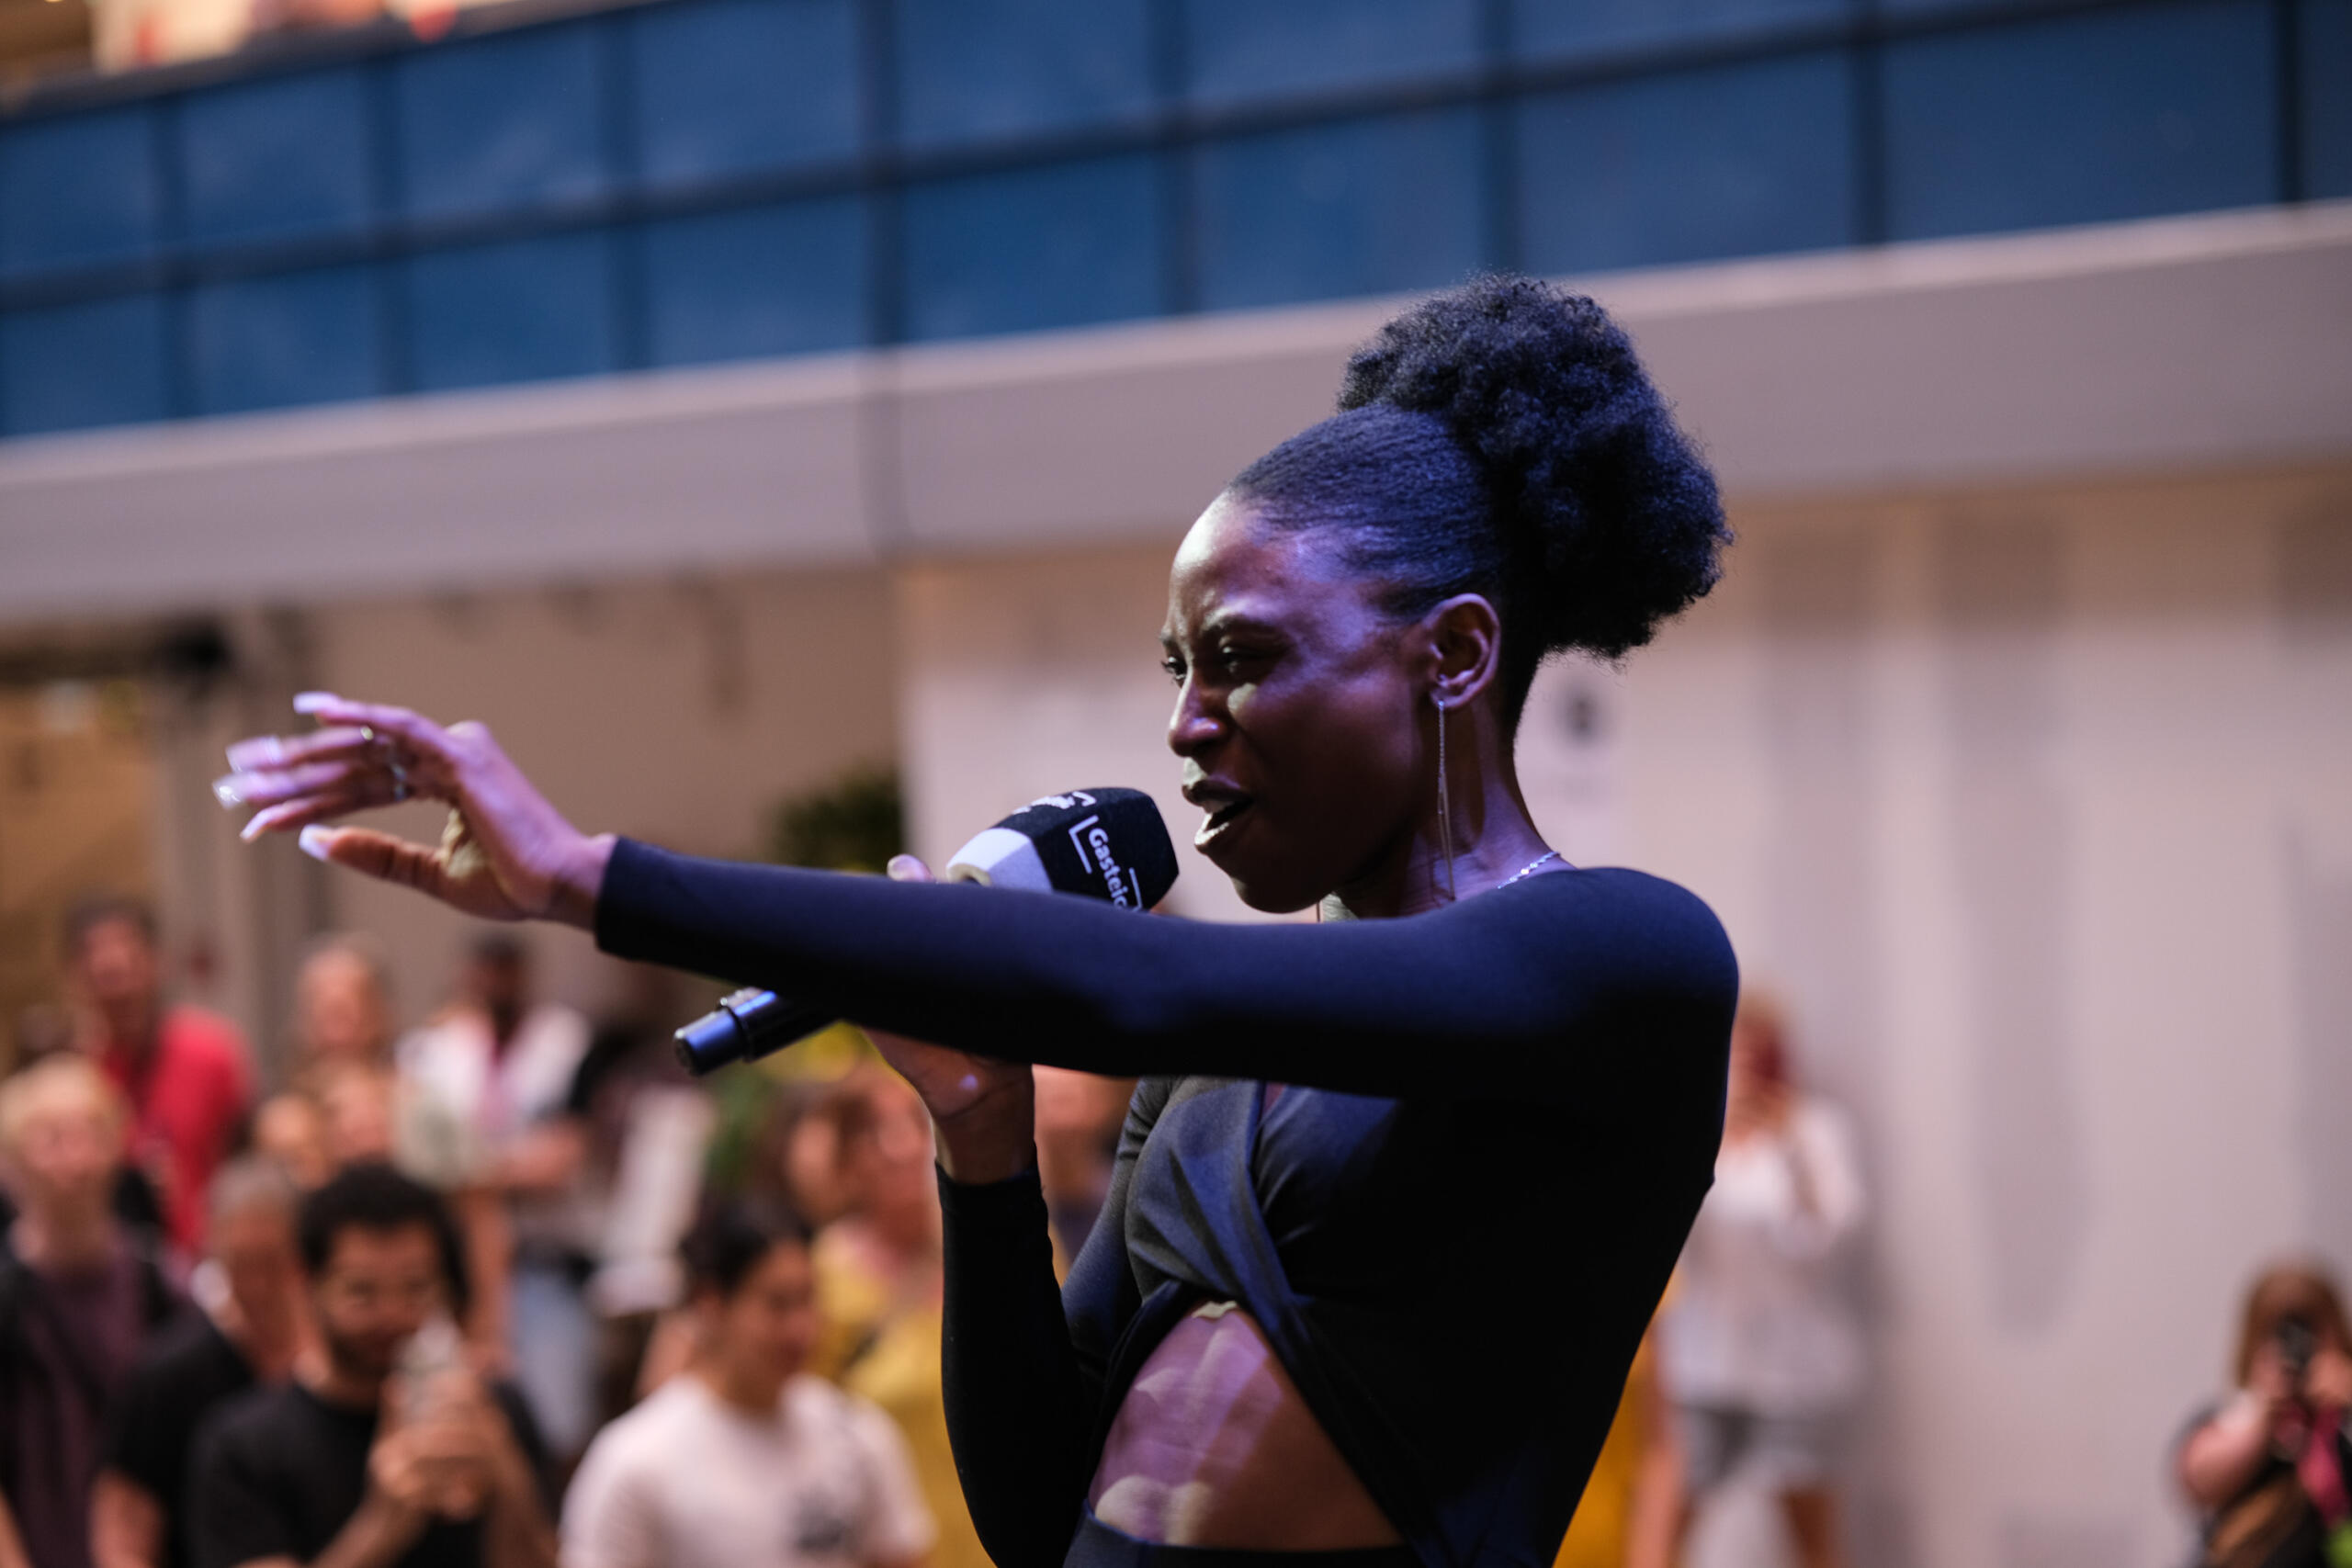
0,895 -> 2342,1568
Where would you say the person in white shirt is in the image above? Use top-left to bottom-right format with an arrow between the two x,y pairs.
562,1201 -> 933,1568
1660,992 -> 1866,1568
398,935 -> 594,1457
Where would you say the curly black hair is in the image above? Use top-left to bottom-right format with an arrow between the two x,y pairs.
296,1160 -> 470,1314
1227,274 -> 1729,728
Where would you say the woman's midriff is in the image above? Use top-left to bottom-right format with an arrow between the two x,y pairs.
1086,1300 -> 1403,1550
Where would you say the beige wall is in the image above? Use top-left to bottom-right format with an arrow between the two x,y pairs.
114,569 -> 900,1071
308,567 -> 901,1047
887,462 -> 2352,1568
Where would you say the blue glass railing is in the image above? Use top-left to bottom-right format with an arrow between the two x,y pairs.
0,0 -> 2342,437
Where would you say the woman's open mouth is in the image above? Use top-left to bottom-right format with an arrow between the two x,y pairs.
1193,795 -> 1255,851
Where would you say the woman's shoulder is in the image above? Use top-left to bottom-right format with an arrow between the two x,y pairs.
1500,865 -> 1736,974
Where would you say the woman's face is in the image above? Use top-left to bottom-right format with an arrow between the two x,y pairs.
841,1078 -> 938,1230
297,951 -> 388,1063
1163,495 -> 1428,913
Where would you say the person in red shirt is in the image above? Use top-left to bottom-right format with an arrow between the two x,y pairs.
69,897 -> 254,1258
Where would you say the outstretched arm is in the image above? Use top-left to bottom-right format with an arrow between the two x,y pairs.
593,837 -> 1733,1104
221,696 -> 1735,1104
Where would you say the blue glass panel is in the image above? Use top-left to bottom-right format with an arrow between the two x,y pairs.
403,231 -> 618,390
188,265 -> 381,414
180,68 -> 374,248
1196,108 -> 1482,310
898,0 -> 1153,149
640,197 -> 866,365
1184,0 -> 1481,106
1884,0 -> 2279,241
2306,0 -> 2352,198
395,24 -> 610,223
0,294 -> 170,434
1514,0 -> 1851,60
0,108 -> 161,280
633,0 -> 859,187
902,153 -> 1164,340
1519,51 -> 1857,274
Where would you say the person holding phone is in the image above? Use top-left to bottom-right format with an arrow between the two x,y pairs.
186,1165 -> 553,1568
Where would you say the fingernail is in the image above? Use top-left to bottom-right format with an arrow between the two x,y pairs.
240,808 -> 277,843
226,737 -> 285,769
212,776 -> 244,807
292,692 -> 335,714
298,826 -> 334,862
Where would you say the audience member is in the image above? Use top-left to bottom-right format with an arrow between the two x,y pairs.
397,938 -> 592,1457
562,1201 -> 931,1568
0,1056 -> 184,1568
93,1159 -> 311,1568
1661,992 -> 1865,1568
1029,1066 -> 1130,1268
569,964 -> 712,1430
248,1096 -> 333,1192
187,1164 -> 553,1568
69,897 -> 253,1258
290,939 -> 505,1360
293,939 -> 479,1190
2177,1261 -> 2352,1568
804,1073 -> 976,1568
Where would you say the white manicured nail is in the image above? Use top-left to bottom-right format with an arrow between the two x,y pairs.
292,692 -> 335,714
298,826 -> 334,861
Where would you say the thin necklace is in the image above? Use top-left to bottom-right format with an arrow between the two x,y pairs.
1495,850 -> 1562,889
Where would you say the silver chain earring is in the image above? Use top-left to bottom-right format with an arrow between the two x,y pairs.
1434,693 -> 1458,904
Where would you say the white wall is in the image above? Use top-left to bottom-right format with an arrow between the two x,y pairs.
884,461 -> 2352,1568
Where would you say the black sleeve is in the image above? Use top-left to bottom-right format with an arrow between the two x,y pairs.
186,1419 -> 296,1568
939,1167 -> 1092,1568
99,1349 -> 175,1496
594,840 -> 1736,1104
936,1082 -> 1163,1568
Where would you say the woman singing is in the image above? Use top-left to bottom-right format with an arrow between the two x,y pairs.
220,276 -> 1739,1568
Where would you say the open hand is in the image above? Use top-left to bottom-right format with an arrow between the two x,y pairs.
215,694 -> 612,928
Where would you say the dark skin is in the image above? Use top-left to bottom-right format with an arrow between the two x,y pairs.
215,492 -> 1566,1549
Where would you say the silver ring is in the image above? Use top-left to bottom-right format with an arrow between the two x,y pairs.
387,753 -> 411,804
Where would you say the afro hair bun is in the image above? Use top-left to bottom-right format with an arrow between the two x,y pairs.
1339,274 -> 1730,661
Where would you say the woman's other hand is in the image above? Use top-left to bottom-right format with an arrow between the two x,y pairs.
215,694 -> 613,928
864,854 -> 1037,1185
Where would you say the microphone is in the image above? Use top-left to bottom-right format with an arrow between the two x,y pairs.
673,787 -> 1178,1077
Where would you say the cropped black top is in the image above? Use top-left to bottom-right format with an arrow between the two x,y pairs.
594,838 -> 1736,1568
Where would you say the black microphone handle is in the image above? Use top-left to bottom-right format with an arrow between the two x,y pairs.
673,987 -> 839,1076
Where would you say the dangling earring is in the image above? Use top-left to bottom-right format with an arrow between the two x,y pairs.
1434,693 -> 1458,904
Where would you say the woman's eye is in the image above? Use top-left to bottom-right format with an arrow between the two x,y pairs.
1159,656 -> 1186,684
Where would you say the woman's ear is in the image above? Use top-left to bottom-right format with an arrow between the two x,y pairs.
1421,594 -> 1503,709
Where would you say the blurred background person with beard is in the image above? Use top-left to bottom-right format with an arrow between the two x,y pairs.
186,1164 -> 552,1568
0,1056 -> 184,1568
66,898 -> 252,1261
92,1158 -> 313,1568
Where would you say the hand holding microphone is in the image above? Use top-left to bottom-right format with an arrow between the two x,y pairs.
673,787 -> 1179,1076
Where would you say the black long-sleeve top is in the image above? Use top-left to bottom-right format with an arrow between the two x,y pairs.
594,838 -> 1737,1568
